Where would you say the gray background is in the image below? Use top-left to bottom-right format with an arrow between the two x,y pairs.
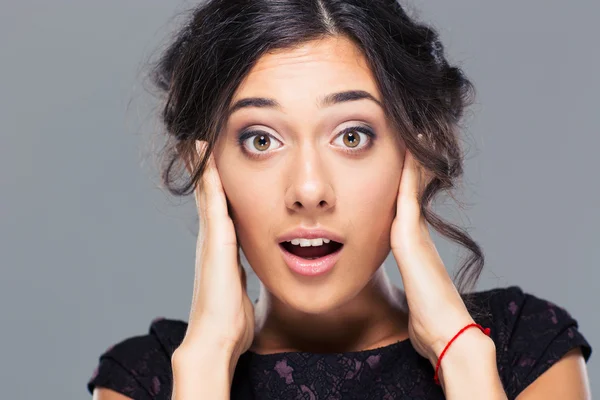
0,0 -> 597,398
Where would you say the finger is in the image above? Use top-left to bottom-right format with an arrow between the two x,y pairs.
193,141 -> 207,226
395,148 -> 451,288
396,148 -> 424,235
398,148 -> 436,209
398,148 -> 421,204
195,141 -> 234,241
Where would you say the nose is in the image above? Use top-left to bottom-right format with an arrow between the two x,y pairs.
284,147 -> 336,215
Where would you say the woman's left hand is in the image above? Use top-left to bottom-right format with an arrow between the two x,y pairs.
390,145 -> 484,366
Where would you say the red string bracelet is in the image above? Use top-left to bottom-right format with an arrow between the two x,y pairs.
433,323 -> 491,385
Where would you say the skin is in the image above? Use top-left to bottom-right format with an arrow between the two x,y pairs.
213,35 -> 410,354
93,35 -> 591,399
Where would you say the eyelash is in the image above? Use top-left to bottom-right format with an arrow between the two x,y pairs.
236,126 -> 377,160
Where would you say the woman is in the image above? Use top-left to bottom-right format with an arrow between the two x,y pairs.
88,0 -> 592,398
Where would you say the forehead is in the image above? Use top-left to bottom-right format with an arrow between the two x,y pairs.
233,36 -> 381,102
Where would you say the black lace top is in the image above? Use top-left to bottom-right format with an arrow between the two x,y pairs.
87,286 -> 592,399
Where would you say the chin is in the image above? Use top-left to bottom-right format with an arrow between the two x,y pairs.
276,283 -> 357,316
288,299 -> 336,315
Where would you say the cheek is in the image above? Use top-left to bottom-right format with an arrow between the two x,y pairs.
338,166 -> 400,268
218,166 -> 279,243
344,167 -> 400,231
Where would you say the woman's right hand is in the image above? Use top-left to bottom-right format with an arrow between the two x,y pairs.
172,140 -> 255,373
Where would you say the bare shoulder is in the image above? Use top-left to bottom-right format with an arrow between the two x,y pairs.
92,387 -> 134,400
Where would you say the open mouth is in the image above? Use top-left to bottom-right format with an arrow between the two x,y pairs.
279,241 -> 344,260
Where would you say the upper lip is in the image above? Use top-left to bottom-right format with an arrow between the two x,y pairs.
277,226 -> 345,244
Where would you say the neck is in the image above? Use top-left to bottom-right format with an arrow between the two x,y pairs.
250,267 -> 409,354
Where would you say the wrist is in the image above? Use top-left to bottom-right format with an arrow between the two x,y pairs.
435,329 -> 501,391
172,340 -> 239,398
430,322 -> 492,366
173,338 -> 239,371
174,332 -> 237,360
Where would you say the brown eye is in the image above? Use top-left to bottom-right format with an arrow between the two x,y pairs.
253,134 -> 271,151
238,131 -> 283,159
332,126 -> 376,154
342,131 -> 361,148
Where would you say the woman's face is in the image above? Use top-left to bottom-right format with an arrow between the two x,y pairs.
214,35 -> 405,314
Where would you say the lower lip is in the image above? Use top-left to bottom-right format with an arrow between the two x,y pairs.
279,243 -> 343,277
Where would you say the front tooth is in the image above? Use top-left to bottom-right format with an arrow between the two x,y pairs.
299,239 -> 311,247
309,238 -> 323,246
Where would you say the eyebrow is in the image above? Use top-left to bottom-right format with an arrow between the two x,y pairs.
227,90 -> 383,116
